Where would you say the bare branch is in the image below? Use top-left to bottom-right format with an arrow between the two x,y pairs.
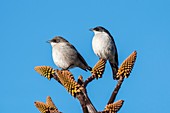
107,76 -> 124,104
84,74 -> 96,88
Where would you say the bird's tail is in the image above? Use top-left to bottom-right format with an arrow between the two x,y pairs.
87,66 -> 92,71
109,61 -> 118,80
80,65 -> 92,72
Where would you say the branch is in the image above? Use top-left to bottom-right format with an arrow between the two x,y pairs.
76,91 -> 97,113
84,75 -> 96,88
76,92 -> 89,113
52,73 -> 61,84
107,76 -> 124,104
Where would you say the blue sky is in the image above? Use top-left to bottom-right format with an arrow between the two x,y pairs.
1,0 -> 170,113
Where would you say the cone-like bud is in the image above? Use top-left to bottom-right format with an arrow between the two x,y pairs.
46,96 -> 57,110
56,70 -> 83,97
91,59 -> 106,79
34,96 -> 61,113
34,66 -> 55,80
104,100 -> 124,113
34,101 -> 49,113
115,51 -> 137,79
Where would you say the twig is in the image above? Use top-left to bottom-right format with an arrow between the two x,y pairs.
84,75 -> 96,88
107,76 -> 124,104
80,89 -> 98,113
76,92 -> 89,113
51,73 -> 61,84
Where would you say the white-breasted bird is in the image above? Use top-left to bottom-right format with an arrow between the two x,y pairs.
90,26 -> 118,79
48,36 -> 92,71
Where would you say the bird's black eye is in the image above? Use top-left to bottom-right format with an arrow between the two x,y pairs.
51,39 -> 60,43
53,39 -> 57,42
53,39 -> 56,42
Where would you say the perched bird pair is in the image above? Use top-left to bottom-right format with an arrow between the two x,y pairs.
48,26 -> 118,79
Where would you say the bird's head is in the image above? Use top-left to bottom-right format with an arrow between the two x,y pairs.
90,26 -> 109,34
90,26 -> 108,34
47,36 -> 68,47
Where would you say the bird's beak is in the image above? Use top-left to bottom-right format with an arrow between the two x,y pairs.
89,28 -> 93,31
46,40 -> 51,43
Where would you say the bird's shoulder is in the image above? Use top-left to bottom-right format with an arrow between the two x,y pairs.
65,42 -> 77,50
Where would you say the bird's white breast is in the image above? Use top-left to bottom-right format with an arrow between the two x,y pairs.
52,42 -> 70,69
92,32 -> 114,60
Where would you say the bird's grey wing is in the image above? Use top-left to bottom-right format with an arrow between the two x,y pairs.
77,52 -> 92,71
109,34 -> 116,47
77,52 -> 88,66
104,29 -> 115,43
68,43 -> 91,71
107,34 -> 118,65
67,43 -> 88,65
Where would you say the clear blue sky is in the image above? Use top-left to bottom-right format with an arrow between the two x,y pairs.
1,0 -> 170,113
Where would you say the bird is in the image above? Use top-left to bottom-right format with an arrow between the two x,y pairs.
90,26 -> 118,79
48,36 -> 92,71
